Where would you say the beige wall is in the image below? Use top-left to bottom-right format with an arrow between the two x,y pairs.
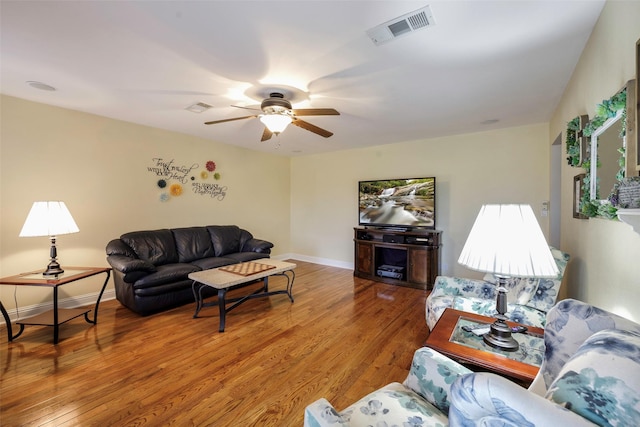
290,122 -> 552,277
550,1 -> 640,321
0,95 -> 291,310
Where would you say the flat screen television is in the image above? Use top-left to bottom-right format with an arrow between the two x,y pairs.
358,177 -> 436,229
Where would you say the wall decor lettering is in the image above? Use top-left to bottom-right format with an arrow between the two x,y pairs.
147,157 -> 227,202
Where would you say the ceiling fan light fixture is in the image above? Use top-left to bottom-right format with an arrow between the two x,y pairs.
259,114 -> 292,134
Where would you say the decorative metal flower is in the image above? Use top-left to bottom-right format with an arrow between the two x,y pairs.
214,172 -> 221,180
200,171 -> 209,179
157,179 -> 167,188
160,193 -> 170,202
206,161 -> 216,172
169,183 -> 183,196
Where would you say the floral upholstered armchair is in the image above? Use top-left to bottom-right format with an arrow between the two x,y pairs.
304,299 -> 640,427
426,246 -> 570,331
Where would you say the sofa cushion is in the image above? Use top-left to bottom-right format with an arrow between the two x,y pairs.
120,229 -> 178,266
338,382 -> 448,426
172,227 -> 216,263
451,296 -> 547,328
545,329 -> 640,426
133,263 -> 201,289
483,247 -> 570,309
134,278 -> 195,297
207,225 -> 242,256
190,257 -> 237,270
223,252 -> 270,263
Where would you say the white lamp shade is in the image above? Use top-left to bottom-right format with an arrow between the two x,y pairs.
458,204 -> 558,278
259,114 -> 292,134
19,201 -> 79,237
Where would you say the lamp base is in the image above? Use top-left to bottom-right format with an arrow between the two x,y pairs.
483,319 -> 519,352
42,236 -> 64,276
43,260 -> 64,277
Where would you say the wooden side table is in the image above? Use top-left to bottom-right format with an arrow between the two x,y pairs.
425,308 -> 545,384
0,267 -> 111,344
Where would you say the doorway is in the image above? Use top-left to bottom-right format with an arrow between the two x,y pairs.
550,133 -> 562,248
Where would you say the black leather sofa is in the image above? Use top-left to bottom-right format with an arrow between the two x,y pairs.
105,225 -> 273,315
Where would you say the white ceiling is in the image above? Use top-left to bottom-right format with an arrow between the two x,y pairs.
0,1 -> 605,156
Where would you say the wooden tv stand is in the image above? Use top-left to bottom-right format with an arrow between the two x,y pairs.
354,227 -> 441,290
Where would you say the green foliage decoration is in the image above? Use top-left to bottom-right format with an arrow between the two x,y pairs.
580,88 -> 627,219
566,117 -> 582,166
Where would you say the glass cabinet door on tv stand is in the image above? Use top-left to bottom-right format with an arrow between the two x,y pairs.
353,227 -> 441,290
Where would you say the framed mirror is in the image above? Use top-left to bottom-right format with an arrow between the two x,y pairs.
589,108 -> 624,201
580,81 -> 635,218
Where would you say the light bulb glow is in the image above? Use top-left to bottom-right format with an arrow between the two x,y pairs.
259,114 -> 292,134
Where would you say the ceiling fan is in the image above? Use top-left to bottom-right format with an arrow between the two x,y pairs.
204,92 -> 340,142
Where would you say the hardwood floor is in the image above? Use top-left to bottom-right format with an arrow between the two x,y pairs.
0,260 -> 429,426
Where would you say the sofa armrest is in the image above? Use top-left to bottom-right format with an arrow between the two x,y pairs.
106,255 -> 156,274
242,238 -> 274,254
538,299 -> 640,390
303,398 -> 350,427
402,347 -> 472,415
449,373 -> 596,426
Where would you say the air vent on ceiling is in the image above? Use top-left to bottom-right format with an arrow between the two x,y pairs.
366,5 -> 435,46
185,102 -> 212,113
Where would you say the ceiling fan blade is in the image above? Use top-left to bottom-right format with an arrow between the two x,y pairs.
291,108 -> 340,116
204,115 -> 256,125
231,105 -> 262,112
261,127 -> 273,142
291,118 -> 334,138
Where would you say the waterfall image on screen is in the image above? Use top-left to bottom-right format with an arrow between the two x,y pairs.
359,177 -> 435,228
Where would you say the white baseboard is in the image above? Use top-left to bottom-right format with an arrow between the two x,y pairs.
1,289 -> 116,324
276,253 -> 353,270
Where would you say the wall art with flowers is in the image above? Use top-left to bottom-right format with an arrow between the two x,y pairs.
147,157 -> 227,202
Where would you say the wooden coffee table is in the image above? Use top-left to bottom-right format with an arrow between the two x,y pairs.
425,308 -> 545,384
189,259 -> 296,332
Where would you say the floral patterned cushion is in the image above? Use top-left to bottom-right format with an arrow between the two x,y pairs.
448,372 -> 596,426
545,329 -> 640,426
481,274 -> 538,305
527,247 -> 570,311
534,299 -> 640,391
403,347 -> 472,414
482,247 -> 570,309
451,296 -> 547,328
304,347 -> 471,427
338,382 -> 449,426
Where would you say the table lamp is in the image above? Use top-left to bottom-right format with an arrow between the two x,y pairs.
458,204 -> 558,351
19,201 -> 79,276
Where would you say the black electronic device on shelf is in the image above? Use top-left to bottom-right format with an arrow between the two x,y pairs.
377,264 -> 405,280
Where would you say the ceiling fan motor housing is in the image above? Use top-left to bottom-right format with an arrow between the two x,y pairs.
261,92 -> 292,115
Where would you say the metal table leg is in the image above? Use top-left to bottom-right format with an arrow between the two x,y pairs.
0,301 -> 24,342
85,269 -> 111,324
53,287 -> 59,345
218,288 -> 227,332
